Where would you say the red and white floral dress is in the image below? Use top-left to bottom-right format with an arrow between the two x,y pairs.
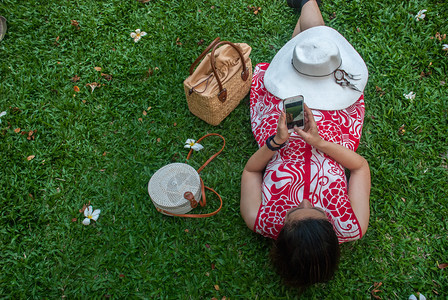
250,63 -> 365,243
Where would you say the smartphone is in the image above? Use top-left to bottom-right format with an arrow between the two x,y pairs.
284,95 -> 304,131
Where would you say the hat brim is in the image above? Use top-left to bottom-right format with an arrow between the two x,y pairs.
264,26 -> 368,110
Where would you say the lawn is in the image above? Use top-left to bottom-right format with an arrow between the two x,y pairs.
0,0 -> 447,298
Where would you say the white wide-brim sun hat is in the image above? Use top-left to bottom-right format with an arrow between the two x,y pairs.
264,26 -> 368,110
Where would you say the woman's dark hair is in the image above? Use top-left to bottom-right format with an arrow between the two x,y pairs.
270,218 -> 340,288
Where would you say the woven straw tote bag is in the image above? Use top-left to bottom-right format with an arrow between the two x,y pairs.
148,133 -> 225,218
183,38 -> 252,126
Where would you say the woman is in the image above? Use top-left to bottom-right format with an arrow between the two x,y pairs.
240,0 -> 371,288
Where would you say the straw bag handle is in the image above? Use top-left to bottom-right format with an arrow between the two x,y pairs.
157,133 -> 226,218
210,41 -> 250,103
188,37 -> 221,75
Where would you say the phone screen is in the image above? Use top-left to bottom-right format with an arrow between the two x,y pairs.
284,95 -> 304,129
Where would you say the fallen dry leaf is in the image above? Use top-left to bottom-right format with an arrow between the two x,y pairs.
371,282 -> 383,300
398,124 -> 406,135
71,75 -> 80,82
71,218 -> 77,222
214,285 -> 220,291
136,0 -> 151,2
329,12 -> 336,20
86,82 -> 101,93
143,110 -> 147,116
375,86 -> 385,96
27,130 -> 37,141
71,20 -> 80,30
74,86 -> 80,92
101,73 -> 112,81
79,202 -> 90,213
176,37 -> 182,46
14,128 -> 21,133
94,67 -> 102,71
248,6 -> 261,15
438,263 -> 448,269
138,118 -> 143,122
434,32 -> 446,41
156,138 -> 161,143
27,155 -> 35,161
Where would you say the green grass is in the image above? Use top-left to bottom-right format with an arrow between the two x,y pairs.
0,0 -> 447,298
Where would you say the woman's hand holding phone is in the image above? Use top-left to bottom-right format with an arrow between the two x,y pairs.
274,111 -> 290,145
294,103 -> 323,148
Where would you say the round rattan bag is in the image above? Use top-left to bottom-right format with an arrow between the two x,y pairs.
148,163 -> 202,216
148,133 -> 225,218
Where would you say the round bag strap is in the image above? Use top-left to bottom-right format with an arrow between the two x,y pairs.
159,133 -> 226,218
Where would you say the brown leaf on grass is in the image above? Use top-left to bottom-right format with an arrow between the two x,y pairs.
398,124 -> 406,135
248,6 -> 261,15
438,263 -> 448,269
14,128 -> 21,133
197,39 -> 204,45
79,202 -> 90,213
434,32 -> 446,41
71,75 -> 80,82
329,12 -> 337,20
101,73 -> 112,81
176,37 -> 182,46
375,86 -> 385,96
71,218 -> 77,222
26,130 -> 37,140
146,68 -> 153,77
156,138 -> 161,143
86,82 -> 101,93
214,285 -> 220,291
136,0 -> 151,2
27,155 -> 35,161
54,36 -> 60,46
94,67 -> 102,71
142,110 -> 147,116
371,282 -> 383,299
71,20 -> 80,30
138,118 -> 143,123
74,86 -> 80,92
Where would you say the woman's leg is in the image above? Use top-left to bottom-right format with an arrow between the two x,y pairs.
292,0 -> 325,38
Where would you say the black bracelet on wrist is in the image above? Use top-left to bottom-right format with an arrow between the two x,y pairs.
266,135 -> 286,151
271,136 -> 282,146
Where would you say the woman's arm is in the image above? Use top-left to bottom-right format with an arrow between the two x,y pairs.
295,104 -> 371,235
240,112 -> 290,230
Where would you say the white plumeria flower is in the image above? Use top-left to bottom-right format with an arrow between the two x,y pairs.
403,91 -> 416,100
184,139 -> 204,151
82,205 -> 101,225
409,294 -> 426,300
415,9 -> 427,21
0,111 -> 6,124
442,44 -> 448,51
130,29 -> 147,43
